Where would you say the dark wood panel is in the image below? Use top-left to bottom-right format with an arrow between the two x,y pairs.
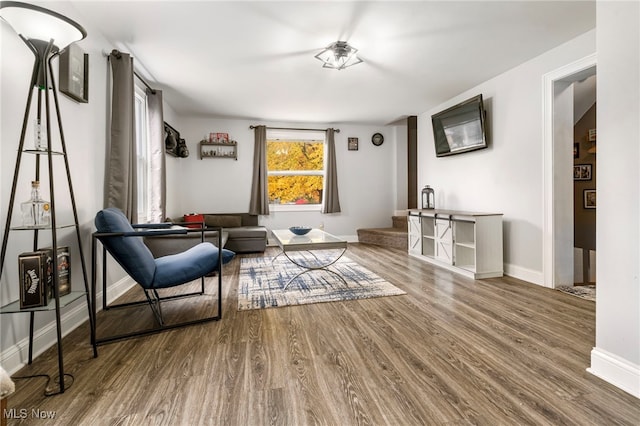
5,244 -> 639,425
408,115 -> 418,209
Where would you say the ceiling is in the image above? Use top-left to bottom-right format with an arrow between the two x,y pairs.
69,1 -> 596,125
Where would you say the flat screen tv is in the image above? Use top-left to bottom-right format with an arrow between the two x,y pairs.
431,94 -> 488,157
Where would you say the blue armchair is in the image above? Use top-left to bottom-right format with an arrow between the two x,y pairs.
91,208 -> 234,351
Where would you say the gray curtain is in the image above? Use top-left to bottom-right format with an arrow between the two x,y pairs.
249,125 -> 269,215
322,128 -> 341,213
106,51 -> 137,222
146,88 -> 166,222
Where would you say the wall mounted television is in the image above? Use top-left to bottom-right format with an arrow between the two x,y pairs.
431,94 -> 488,157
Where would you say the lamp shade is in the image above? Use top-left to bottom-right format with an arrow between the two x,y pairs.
315,41 -> 363,70
0,1 -> 86,51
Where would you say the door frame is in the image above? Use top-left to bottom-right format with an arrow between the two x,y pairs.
542,53 -> 597,288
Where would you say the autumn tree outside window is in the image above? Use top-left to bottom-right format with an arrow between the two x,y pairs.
266,129 -> 326,209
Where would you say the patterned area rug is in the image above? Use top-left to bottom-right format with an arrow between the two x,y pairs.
238,254 -> 406,310
557,285 -> 596,301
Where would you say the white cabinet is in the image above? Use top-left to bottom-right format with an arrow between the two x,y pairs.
435,218 -> 453,263
408,213 -> 422,255
407,209 -> 503,279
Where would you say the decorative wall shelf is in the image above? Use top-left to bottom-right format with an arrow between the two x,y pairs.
199,141 -> 237,160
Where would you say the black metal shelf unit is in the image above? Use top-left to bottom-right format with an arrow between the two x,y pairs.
0,49 -> 95,395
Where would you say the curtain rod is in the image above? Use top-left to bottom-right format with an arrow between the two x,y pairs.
108,49 -> 157,94
249,125 -> 340,133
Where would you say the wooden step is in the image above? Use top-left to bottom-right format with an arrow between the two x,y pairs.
357,226 -> 408,250
392,215 -> 408,231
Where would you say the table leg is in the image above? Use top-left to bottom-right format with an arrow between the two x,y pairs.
280,248 -> 347,290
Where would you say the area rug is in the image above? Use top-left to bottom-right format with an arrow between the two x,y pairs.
238,255 -> 406,310
557,285 -> 596,301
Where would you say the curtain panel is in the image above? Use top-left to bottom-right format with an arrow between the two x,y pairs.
322,128 -> 341,213
249,125 -> 269,215
106,51 -> 137,222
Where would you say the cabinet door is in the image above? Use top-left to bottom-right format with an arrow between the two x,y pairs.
408,215 -> 422,255
435,219 -> 453,264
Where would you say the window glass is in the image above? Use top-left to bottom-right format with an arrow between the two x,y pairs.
134,85 -> 150,223
266,130 -> 325,207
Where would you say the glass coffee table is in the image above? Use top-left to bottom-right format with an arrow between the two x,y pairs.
271,229 -> 348,290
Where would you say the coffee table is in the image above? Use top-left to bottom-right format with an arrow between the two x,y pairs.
270,229 -> 348,290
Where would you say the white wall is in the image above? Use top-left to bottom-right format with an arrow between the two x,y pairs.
175,117 -> 401,240
589,1 -> 640,398
417,29 -> 596,284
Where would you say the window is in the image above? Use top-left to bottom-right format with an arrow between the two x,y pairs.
267,129 -> 326,210
134,85 -> 151,223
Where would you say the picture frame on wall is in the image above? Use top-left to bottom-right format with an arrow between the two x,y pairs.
574,164 -> 592,181
348,137 -> 358,151
584,189 -> 596,209
59,44 -> 89,103
573,143 -> 580,159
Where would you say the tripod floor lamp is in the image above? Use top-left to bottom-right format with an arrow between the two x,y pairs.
0,1 -> 94,394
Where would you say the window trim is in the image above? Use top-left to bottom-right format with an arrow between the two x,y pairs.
266,129 -> 326,212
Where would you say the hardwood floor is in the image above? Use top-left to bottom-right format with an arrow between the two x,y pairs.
4,244 -> 639,425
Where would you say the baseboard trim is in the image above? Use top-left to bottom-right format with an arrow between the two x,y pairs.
588,347 -> 640,398
504,263 -> 544,286
0,276 -> 136,375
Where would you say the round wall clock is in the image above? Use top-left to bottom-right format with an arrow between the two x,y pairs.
371,133 -> 384,146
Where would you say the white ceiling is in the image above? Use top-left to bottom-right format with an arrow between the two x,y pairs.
69,0 -> 596,125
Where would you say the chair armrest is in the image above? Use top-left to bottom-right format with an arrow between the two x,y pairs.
94,228 -> 189,239
132,223 -> 173,229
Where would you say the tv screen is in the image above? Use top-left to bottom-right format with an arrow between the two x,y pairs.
431,94 -> 488,157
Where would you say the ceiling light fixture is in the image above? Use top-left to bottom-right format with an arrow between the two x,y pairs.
314,41 -> 362,70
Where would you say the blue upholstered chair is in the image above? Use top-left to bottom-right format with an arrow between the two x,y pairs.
91,207 -> 234,350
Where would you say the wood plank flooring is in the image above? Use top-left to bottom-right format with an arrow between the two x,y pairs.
4,244 -> 639,425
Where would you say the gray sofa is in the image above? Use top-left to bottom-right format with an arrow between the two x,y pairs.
143,213 -> 267,257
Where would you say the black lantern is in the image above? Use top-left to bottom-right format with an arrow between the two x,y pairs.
421,185 -> 435,209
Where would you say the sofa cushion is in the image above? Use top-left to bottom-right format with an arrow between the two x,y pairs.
153,243 -> 235,288
225,226 -> 268,239
144,230 -> 229,258
153,243 -> 218,288
204,214 -> 242,228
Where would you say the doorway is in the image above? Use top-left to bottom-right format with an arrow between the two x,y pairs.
572,75 -> 597,286
542,54 -> 597,289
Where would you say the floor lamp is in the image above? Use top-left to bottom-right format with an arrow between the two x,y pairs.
0,1 -> 93,394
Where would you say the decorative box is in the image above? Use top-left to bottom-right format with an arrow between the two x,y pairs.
18,252 -> 48,309
183,213 -> 204,229
40,246 -> 71,298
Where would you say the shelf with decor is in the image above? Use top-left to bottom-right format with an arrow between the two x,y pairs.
199,140 -> 238,160
0,1 -> 94,396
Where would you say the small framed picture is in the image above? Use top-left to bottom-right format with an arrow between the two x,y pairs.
59,44 -> 89,103
348,137 -> 358,151
574,164 -> 592,181
573,143 -> 580,159
584,189 -> 596,209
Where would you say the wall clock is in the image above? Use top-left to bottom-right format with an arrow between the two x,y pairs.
371,133 -> 384,146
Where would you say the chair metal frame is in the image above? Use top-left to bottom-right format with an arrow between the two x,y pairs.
90,222 -> 224,353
